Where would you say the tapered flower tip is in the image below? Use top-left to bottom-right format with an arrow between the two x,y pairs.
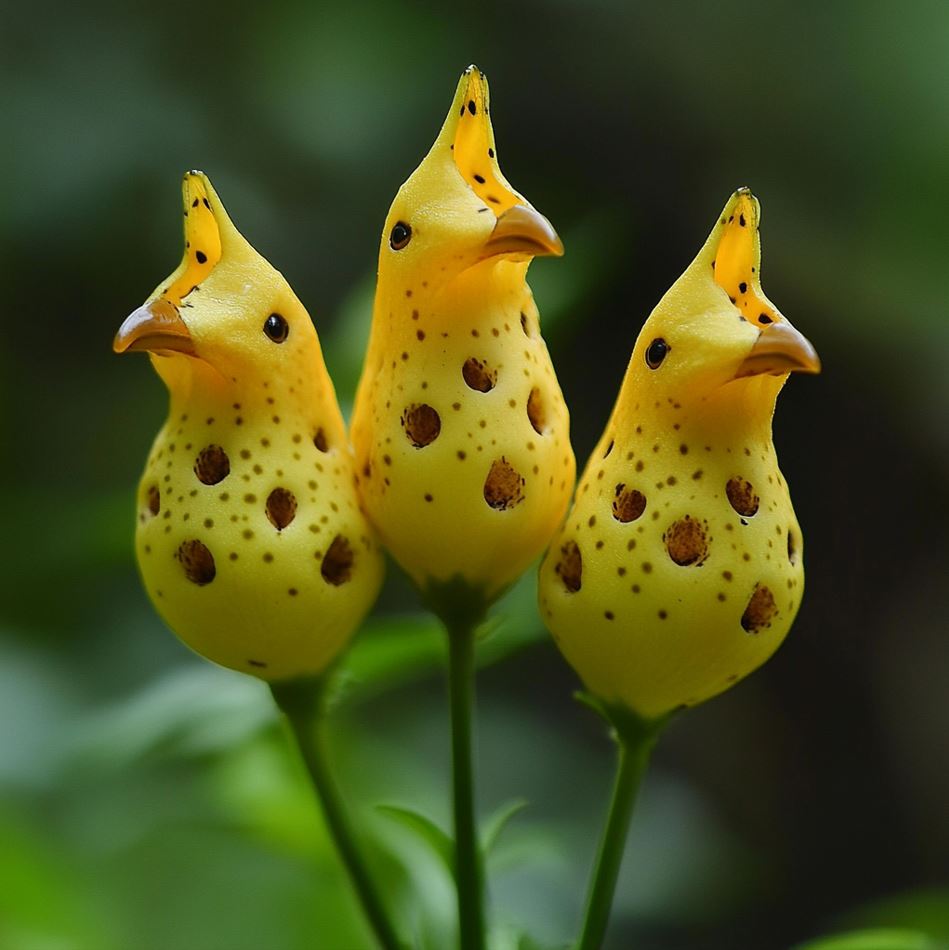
379,65 -> 562,283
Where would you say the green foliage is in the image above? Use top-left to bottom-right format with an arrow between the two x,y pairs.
795,930 -> 945,950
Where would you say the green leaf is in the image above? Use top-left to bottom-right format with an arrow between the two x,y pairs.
481,798 -> 529,856
376,804 -> 455,879
794,929 -> 943,950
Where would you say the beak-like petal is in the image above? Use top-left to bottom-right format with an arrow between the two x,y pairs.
113,299 -> 195,356
483,204 -> 564,259
735,321 -> 821,378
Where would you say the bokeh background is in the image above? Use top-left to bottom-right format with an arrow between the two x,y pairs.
2,1 -> 948,948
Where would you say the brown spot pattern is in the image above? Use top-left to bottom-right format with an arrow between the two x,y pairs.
484,457 -> 524,510
556,540 -> 582,592
403,404 -> 441,447
321,534 -> 353,586
462,358 -> 497,392
177,539 -> 216,585
612,485 -> 647,523
726,477 -> 759,516
741,584 -> 777,633
664,516 -> 709,566
194,445 -> 230,485
146,484 -> 161,516
527,387 -> 546,434
265,488 -> 297,530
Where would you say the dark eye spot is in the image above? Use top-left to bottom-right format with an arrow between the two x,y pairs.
645,338 -> 670,369
264,313 -> 289,343
390,221 -> 412,250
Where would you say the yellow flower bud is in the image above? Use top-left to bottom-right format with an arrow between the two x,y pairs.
538,189 -> 820,719
114,171 -> 383,680
351,66 -> 575,606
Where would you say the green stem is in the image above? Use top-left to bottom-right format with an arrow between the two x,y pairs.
577,708 -> 666,950
270,677 -> 403,950
446,617 -> 485,950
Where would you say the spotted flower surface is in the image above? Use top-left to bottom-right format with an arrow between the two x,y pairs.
115,172 -> 383,680
351,66 -> 574,602
539,189 -> 820,719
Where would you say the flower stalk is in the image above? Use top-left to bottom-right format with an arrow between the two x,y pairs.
270,676 -> 404,950
576,700 -> 669,950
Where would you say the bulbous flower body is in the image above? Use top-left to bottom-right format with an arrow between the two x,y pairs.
115,172 -> 383,680
351,67 -> 574,603
539,190 -> 819,718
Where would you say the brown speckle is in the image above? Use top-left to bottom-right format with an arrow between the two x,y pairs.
741,584 -> 777,633
266,488 -> 297,531
194,445 -> 230,485
462,357 -> 496,392
613,485 -> 647,523
555,540 -> 582,592
527,387 -> 546,434
664,516 -> 710,566
402,404 -> 441,447
484,457 -> 524,510
321,535 -> 353,586
177,540 -> 216,585
726,477 -> 760,517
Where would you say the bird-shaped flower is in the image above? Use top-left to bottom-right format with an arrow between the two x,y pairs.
351,65 -> 575,608
538,188 -> 820,720
114,171 -> 384,680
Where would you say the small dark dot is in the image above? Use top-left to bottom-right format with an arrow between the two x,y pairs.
759,314 -> 773,324
195,250 -> 207,264
488,147 -> 494,157
424,493 -> 433,502
288,588 -> 298,597
474,174 -> 486,184
658,610 -> 668,619
739,282 -> 747,294
739,214 -> 746,227
314,428 -> 329,452
604,611 -> 614,621
467,99 -> 477,115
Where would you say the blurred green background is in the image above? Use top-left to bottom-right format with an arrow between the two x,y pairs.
2,0 -> 948,948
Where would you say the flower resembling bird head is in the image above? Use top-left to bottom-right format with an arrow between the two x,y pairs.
115,171 -> 384,680
539,188 -> 820,720
351,66 -> 574,611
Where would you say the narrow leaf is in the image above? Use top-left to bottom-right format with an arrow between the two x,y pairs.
481,799 -> 529,856
795,930 -> 939,950
376,804 -> 454,879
